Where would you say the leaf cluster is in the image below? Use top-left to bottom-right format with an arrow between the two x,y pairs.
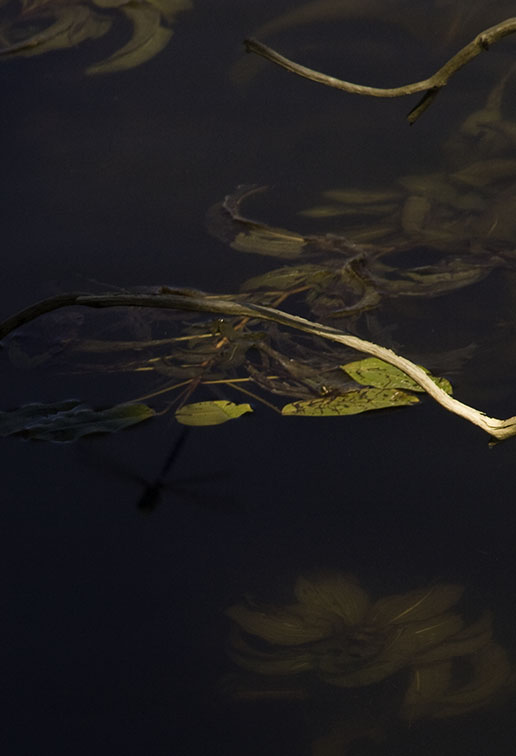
226,572 -> 512,720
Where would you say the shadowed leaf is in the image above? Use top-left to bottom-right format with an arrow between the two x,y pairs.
0,400 -> 155,441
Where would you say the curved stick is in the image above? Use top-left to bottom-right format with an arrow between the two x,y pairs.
245,18 -> 516,122
1,288 -> 516,440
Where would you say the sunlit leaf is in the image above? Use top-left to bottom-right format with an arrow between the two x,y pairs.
0,400 -> 155,442
175,400 -> 252,426
341,357 -> 453,395
281,388 -> 419,416
370,584 -> 464,625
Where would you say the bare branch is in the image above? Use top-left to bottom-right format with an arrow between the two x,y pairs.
2,288 -> 516,440
244,18 -> 516,122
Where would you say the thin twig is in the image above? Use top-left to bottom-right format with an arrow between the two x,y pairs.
244,18 -> 516,122
1,289 -> 516,440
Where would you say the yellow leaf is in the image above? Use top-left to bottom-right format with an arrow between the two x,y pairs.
282,388 -> 419,416
342,357 -> 453,395
175,400 -> 252,426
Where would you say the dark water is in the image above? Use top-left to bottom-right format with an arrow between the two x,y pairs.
3,1 -> 516,754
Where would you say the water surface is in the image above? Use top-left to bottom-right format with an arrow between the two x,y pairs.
3,1 -> 516,754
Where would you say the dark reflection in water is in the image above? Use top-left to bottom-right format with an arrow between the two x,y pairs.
3,1 -> 516,755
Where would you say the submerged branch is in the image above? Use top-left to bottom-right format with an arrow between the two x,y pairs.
1,288 -> 516,440
245,18 -> 516,122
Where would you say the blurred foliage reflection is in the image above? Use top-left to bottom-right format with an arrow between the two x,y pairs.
224,571 -> 513,754
0,0 -> 191,73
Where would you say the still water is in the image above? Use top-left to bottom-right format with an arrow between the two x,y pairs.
3,1 -> 516,754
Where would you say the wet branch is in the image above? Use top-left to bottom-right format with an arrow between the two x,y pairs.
2,288 -> 516,440
244,18 -> 516,122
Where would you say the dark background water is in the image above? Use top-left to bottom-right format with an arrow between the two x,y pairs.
3,1 -> 516,754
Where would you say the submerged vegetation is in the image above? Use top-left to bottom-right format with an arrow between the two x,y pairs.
0,0 -> 191,73
2,9 -> 516,441
3,3 -> 516,751
224,571 -> 512,753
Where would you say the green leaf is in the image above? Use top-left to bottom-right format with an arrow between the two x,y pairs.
0,400 -> 155,442
341,357 -> 453,394
175,400 -> 253,426
281,388 -> 419,416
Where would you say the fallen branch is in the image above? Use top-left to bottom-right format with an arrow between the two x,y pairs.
244,18 -> 516,122
1,288 -> 515,439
